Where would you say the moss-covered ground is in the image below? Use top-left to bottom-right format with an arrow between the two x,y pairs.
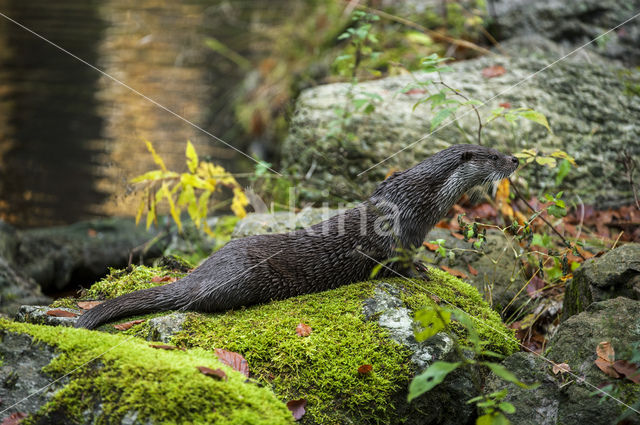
0,319 -> 293,425
45,262 -> 518,424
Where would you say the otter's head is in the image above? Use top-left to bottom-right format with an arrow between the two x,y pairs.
452,144 -> 519,189
420,144 -> 519,207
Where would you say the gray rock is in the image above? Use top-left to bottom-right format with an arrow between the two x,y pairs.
232,208 -> 344,238
282,49 -> 640,208
363,281 -> 476,425
15,305 -> 81,327
563,243 -> 640,321
16,217 -> 167,292
143,313 -> 188,343
0,257 -> 50,316
491,0 -> 640,65
487,297 -> 640,425
0,331 -> 65,421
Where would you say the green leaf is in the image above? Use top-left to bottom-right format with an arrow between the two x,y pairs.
498,402 -> 516,414
547,204 -> 567,218
405,31 -> 433,46
430,107 -> 456,131
517,109 -> 552,133
185,140 -> 198,173
415,309 -> 451,341
535,157 -> 557,167
408,361 -> 461,402
477,412 -> 510,425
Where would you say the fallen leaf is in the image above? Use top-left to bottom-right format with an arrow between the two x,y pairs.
423,242 -> 440,251
215,348 -> 249,377
552,363 -> 571,375
451,232 -> 465,240
286,398 -> 307,421
526,275 -> 545,299
430,294 -> 441,303
440,265 -> 468,279
113,319 -> 145,330
499,102 -> 511,109
596,341 -> 615,362
151,275 -> 176,283
295,323 -> 312,337
403,88 -> 428,95
595,342 -> 620,378
482,65 -> 506,78
46,309 -> 77,318
150,344 -> 185,351
197,366 -> 227,381
358,364 -> 373,374
87,228 -> 97,237
77,301 -> 103,310
467,264 -> 478,276
612,360 -> 640,384
1,412 -> 27,425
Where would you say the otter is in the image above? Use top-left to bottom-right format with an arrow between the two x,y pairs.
75,144 -> 519,329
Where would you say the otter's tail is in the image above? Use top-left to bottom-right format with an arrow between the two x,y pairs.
74,280 -> 193,330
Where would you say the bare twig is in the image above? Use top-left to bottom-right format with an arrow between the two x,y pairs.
509,178 -> 586,261
436,80 -> 483,145
619,149 -> 640,210
350,3 -> 496,57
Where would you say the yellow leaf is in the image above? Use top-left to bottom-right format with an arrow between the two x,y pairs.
135,198 -> 145,225
535,157 -> 557,167
144,140 -> 167,172
231,187 -> 249,218
198,190 -> 211,225
185,140 -> 198,173
130,170 -> 164,183
146,199 -> 156,230
162,183 -> 182,232
177,184 -> 195,208
495,179 -> 513,218
203,220 -> 215,237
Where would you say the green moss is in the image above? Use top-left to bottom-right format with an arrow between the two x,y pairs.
399,268 -> 519,356
49,297 -> 80,309
0,319 -> 292,425
84,265 -> 186,300
170,281 -> 411,425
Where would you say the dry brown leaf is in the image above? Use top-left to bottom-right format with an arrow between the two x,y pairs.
612,360 -> 640,384
286,398 -> 307,421
358,364 -> 373,374
197,366 -> 227,381
151,275 -> 176,283
552,363 -> 571,375
295,323 -> 312,337
482,65 -> 506,78
423,242 -> 440,251
440,265 -> 468,279
215,348 -> 249,377
46,309 -> 77,318
451,232 -> 465,240
77,301 -> 103,310
595,342 -> 620,378
150,344 -> 185,351
467,264 -> 478,276
596,341 -> 615,362
113,319 -> 145,330
499,102 -> 511,109
87,228 -> 97,237
1,412 -> 28,425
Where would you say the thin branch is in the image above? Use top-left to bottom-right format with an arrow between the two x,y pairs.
436,80 -> 483,145
509,178 -> 586,261
350,3 -> 497,57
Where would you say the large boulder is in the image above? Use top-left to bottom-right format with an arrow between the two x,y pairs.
16,217 -> 168,292
486,297 -> 640,425
14,263 -> 518,425
0,319 -> 293,425
563,243 -> 640,321
491,0 -> 640,65
281,42 -> 640,207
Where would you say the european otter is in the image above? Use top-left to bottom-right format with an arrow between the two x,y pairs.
75,144 -> 519,329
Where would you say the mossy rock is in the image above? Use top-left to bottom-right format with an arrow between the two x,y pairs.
39,264 -> 519,424
0,319 -> 293,425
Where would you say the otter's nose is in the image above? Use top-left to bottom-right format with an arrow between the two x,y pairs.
511,156 -> 519,166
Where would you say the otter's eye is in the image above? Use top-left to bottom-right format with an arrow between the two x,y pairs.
491,154 -> 499,161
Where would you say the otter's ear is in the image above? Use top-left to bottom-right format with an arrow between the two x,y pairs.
461,151 -> 473,162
